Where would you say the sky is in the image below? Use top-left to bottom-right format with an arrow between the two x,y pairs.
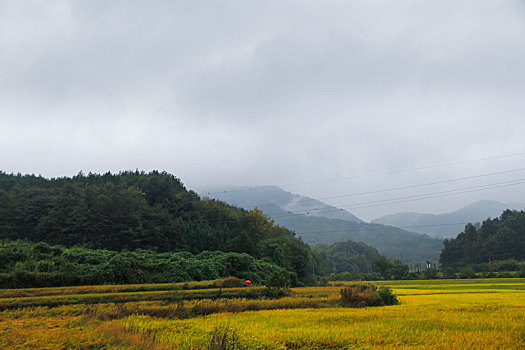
2,0 -> 525,221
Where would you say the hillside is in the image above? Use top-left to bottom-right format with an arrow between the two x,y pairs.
202,186 -> 443,263
372,200 -> 525,238
0,171 -> 310,279
440,209 -> 525,267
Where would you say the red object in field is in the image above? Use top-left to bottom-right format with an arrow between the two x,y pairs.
245,280 -> 252,285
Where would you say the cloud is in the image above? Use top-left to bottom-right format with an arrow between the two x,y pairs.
1,0 -> 525,220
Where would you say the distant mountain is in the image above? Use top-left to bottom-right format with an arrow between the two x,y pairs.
201,186 -> 443,263
201,185 -> 363,223
371,200 -> 525,238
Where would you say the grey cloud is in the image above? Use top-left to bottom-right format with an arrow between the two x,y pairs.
1,0 -> 525,220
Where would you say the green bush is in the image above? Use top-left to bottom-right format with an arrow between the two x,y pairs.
264,271 -> 289,298
378,287 -> 398,306
0,241 -> 292,288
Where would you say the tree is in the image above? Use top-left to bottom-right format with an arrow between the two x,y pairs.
390,260 -> 409,280
372,256 -> 394,280
264,270 -> 289,297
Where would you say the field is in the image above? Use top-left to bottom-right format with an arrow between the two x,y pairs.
0,278 -> 523,349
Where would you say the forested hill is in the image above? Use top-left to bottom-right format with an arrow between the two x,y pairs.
0,171 -> 310,279
439,209 -> 525,268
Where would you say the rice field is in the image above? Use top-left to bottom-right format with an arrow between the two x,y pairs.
0,278 -> 523,349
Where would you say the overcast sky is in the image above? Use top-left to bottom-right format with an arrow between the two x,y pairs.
2,0 -> 525,221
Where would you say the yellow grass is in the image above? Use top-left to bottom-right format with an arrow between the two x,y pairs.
115,279 -> 525,349
0,278 -> 523,349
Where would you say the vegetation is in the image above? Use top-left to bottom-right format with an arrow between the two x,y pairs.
207,326 -> 243,350
0,171 -> 310,280
263,270 -> 290,298
371,256 -> 410,280
0,279 -> 522,349
440,209 -> 525,268
0,240 -> 295,289
340,283 -> 398,307
310,240 -> 381,275
1,170 -> 523,294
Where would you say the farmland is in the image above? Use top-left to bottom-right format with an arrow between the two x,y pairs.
1,278 -> 523,349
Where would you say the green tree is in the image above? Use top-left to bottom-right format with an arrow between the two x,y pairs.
372,256 -> 394,280
390,259 -> 409,280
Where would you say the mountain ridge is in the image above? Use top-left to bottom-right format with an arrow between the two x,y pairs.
202,185 -> 363,223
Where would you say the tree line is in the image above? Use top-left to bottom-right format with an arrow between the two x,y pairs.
440,209 -> 525,268
0,170 -> 437,288
0,171 -> 310,280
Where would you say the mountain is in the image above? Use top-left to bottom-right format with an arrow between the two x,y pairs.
201,186 -> 443,263
201,185 -> 363,223
372,200 -> 525,238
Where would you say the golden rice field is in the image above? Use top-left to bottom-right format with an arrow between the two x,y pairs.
0,278 -> 523,349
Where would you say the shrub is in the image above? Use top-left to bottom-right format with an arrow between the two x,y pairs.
340,283 -> 398,307
378,287 -> 398,306
340,284 -> 382,307
264,271 -> 289,298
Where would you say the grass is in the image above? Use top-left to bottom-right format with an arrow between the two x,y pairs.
0,279 -> 236,299
0,278 -> 523,349
0,286 -> 267,310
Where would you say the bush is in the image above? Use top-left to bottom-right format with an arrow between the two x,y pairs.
340,284 -> 398,307
264,271 -> 289,298
378,287 -> 398,306
340,284 -> 382,307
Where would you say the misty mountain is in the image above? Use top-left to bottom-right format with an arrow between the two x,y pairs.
201,185 -> 363,223
201,186 -> 443,263
371,200 -> 525,238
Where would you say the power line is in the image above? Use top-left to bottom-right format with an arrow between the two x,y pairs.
204,150 -> 525,195
2,173 -> 525,231
270,178 -> 525,218
2,178 -> 524,229
224,166 -> 525,211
